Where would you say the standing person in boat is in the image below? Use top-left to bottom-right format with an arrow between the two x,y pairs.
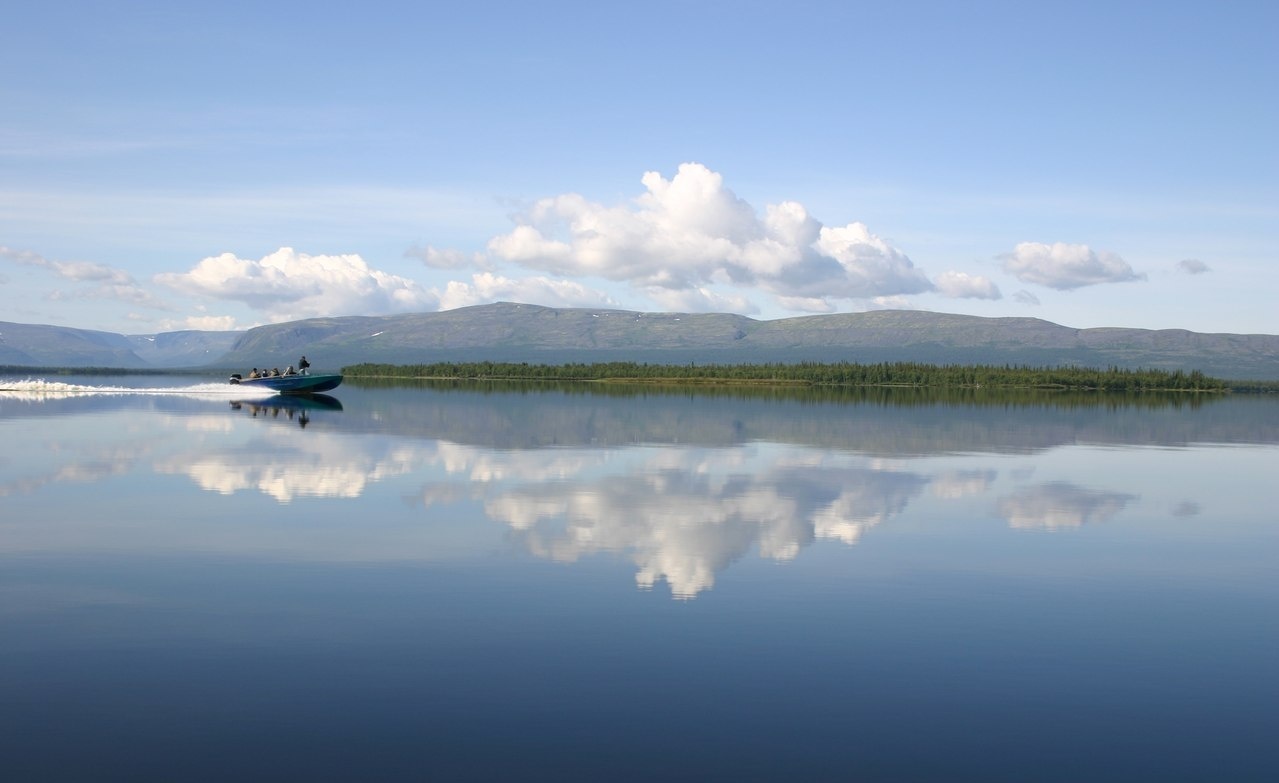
298,356 -> 310,375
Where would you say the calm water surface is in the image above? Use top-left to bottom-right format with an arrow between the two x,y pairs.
1,376 -> 1275,781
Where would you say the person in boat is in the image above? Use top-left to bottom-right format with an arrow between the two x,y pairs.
270,368 -> 281,377
249,368 -> 260,379
298,356 -> 310,375
284,365 -> 297,376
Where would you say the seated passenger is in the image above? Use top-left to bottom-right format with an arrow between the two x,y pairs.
284,365 -> 296,376
249,368 -> 260,379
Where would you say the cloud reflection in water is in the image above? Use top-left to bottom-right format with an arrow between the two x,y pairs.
483,450 -> 929,598
5,386 -> 1226,600
997,482 -> 1138,530
145,431 -> 1153,597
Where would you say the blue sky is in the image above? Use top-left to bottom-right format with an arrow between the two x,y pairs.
2,0 -> 1275,335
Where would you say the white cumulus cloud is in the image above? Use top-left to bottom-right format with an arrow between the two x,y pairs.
406,245 -> 486,270
482,163 -> 933,311
436,272 -> 618,311
1002,241 -> 1144,290
2,244 -> 171,310
1177,258 -> 1210,274
933,270 -> 1002,299
643,285 -> 758,314
870,295 -> 916,310
156,247 -> 438,322
171,314 -> 239,331
775,296 -> 836,313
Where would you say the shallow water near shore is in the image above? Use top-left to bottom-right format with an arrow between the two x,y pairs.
1,376 -> 1275,781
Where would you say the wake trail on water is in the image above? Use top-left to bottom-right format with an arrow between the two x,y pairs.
0,379 -> 280,402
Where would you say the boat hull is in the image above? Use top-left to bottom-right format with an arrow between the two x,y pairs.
229,373 -> 343,395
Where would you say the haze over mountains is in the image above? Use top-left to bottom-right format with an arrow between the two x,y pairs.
3,303 -> 1278,380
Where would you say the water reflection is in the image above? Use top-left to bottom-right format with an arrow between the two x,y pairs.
484,455 -> 929,597
139,426 -> 1153,596
2,378 -> 1275,780
1,379 -> 1277,598
155,431 -> 418,503
996,482 -> 1138,530
931,469 -> 998,498
305,382 -> 1279,454
230,394 -> 343,429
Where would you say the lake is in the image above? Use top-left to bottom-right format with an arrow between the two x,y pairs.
1,376 -> 1275,782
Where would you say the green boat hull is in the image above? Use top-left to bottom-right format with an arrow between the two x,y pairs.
229,373 -> 343,395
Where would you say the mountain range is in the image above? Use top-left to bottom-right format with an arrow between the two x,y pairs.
3,303 -> 1278,380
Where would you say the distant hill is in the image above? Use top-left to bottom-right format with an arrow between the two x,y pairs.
206,303 -> 1279,380
3,303 -> 1278,380
125,329 -> 242,367
0,321 -> 239,369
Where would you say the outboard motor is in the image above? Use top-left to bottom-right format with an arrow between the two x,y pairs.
230,373 -> 242,384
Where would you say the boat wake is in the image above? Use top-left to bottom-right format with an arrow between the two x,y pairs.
0,379 -> 281,402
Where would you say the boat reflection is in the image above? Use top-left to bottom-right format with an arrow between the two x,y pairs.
230,394 -> 343,428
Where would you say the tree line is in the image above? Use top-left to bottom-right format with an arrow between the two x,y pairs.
341,361 -> 1231,391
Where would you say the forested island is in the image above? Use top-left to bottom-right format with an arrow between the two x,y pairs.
342,361 -> 1233,391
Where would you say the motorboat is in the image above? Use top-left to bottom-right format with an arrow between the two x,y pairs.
229,372 -> 343,395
